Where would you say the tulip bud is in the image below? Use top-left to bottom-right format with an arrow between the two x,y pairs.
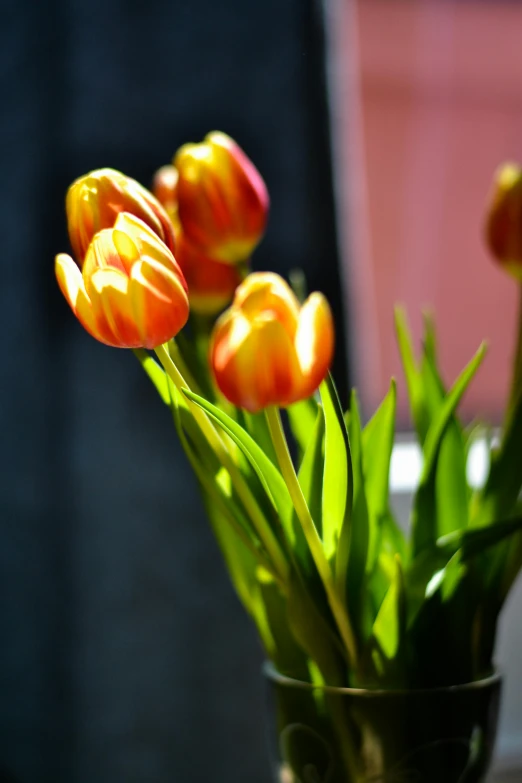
174,131 -> 269,264
485,163 -> 522,281
66,168 -> 176,263
210,272 -> 334,412
176,230 -> 245,315
56,212 -> 189,349
152,164 -> 179,223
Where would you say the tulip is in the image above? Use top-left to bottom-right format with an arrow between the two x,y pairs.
210,272 -> 334,412
485,163 -> 522,281
174,131 -> 269,264
66,168 -> 176,263
176,230 -> 245,315
55,212 -> 189,349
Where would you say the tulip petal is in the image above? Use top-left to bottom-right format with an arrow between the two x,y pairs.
129,258 -> 189,349
114,213 -> 186,287
175,133 -> 268,263
89,267 -> 140,347
233,272 -> 300,338
295,292 -> 334,397
212,311 -> 301,412
55,253 -> 117,345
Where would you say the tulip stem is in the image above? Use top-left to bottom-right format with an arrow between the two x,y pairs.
265,405 -> 358,671
507,284 -> 522,425
155,344 -> 290,585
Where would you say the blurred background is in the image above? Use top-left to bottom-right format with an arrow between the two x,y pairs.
0,0 -> 521,781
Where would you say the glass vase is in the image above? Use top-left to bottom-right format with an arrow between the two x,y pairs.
264,663 -> 502,783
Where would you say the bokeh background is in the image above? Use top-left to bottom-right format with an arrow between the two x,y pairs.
2,0 -> 522,781
0,1 -> 347,781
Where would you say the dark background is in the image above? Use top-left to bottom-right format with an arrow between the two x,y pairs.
0,1 -> 348,781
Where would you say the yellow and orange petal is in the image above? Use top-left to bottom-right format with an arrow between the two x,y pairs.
66,168 -> 176,263
211,310 -> 302,412
174,131 -> 269,264
55,214 -> 189,349
210,272 -> 334,412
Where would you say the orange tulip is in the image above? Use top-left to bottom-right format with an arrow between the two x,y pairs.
66,168 -> 176,263
176,230 -> 245,315
55,212 -> 189,349
485,163 -> 522,281
210,272 -> 334,412
174,131 -> 269,264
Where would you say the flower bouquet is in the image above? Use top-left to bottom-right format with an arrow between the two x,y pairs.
55,135 -> 522,782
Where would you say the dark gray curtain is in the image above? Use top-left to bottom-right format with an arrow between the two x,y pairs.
0,1 -> 348,781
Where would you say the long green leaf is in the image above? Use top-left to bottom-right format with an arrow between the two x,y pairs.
411,343 -> 487,556
420,322 -> 469,537
394,308 -> 429,443
337,391 -> 369,634
372,556 -> 405,660
477,391 -> 522,526
297,405 -> 325,538
182,389 -> 295,545
362,380 -> 401,570
319,374 -> 352,562
287,397 -> 319,460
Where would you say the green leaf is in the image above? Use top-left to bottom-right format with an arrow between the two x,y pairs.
362,380 -> 401,569
239,409 -> 279,466
477,391 -> 522,526
286,571 -> 346,686
437,516 -> 522,561
257,572 -> 310,680
394,308 -> 429,443
287,397 -> 319,459
372,556 -> 405,660
133,349 -> 170,404
319,374 -> 353,561
297,405 -> 325,538
411,343 -> 487,556
182,389 -> 295,545
419,318 -> 470,538
337,391 -> 369,634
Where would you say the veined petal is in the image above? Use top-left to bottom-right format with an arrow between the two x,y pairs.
212,312 -> 301,412
55,254 -> 117,345
129,257 -> 189,348
82,229 -> 128,278
295,292 -> 334,397
233,272 -> 300,337
175,132 -> 269,263
114,212 -> 185,284
89,267 -> 140,348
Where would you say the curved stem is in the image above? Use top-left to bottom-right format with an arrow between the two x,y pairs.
155,343 -> 289,585
265,405 -> 358,671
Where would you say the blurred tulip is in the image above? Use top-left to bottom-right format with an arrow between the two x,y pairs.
56,212 -> 189,349
176,230 -> 245,315
152,164 -> 179,223
485,163 -> 522,281
210,272 -> 334,412
66,168 -> 176,263
174,131 -> 269,264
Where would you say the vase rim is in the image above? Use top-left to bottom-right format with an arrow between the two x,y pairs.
263,661 -> 502,697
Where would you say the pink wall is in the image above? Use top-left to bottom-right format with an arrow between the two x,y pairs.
330,0 -> 522,425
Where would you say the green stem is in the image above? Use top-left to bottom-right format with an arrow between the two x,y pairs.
168,339 -> 201,395
507,284 -> 522,427
155,344 -> 289,584
265,405 -> 358,671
